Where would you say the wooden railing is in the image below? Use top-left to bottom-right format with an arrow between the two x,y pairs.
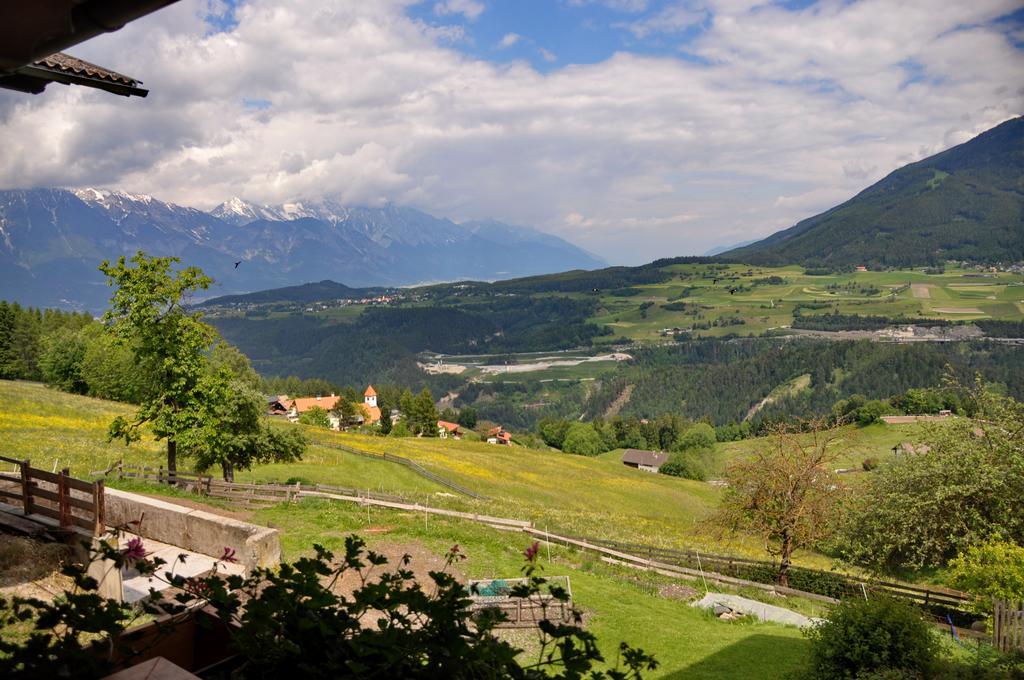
528,530 -> 974,614
97,463 -> 411,506
0,456 -> 104,535
92,461 -> 977,619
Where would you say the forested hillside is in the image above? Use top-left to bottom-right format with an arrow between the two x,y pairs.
726,116 -> 1024,267
581,338 -> 1024,426
211,297 -> 609,387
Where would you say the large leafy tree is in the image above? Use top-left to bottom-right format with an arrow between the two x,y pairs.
180,371 -> 305,481
839,379 -> 1024,571
99,252 -> 216,474
100,252 -> 306,480
407,388 -> 438,436
717,424 -> 843,586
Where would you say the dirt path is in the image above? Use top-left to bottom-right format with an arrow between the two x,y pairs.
932,307 -> 983,314
743,374 -> 811,422
603,384 -> 634,418
130,490 -> 254,521
478,352 -> 631,375
911,284 -> 931,299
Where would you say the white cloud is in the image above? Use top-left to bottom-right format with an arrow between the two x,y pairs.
433,0 -> 485,21
497,32 -> 521,48
0,0 -> 1020,263
568,0 -> 650,12
615,2 -> 706,38
538,47 -> 558,62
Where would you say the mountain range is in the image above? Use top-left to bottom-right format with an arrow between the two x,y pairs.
0,190 -> 605,310
726,116 -> 1024,267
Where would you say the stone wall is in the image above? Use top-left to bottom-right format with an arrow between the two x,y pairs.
104,488 -> 280,574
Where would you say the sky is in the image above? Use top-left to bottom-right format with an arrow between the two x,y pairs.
0,0 -> 1022,264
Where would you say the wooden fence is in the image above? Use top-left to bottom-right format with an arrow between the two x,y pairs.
99,463 -> 418,507
0,455 -> 104,535
994,599 -> 1024,653
542,532 -> 972,613
95,462 -> 976,619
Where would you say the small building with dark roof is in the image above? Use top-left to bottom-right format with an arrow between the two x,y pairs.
621,449 -> 668,473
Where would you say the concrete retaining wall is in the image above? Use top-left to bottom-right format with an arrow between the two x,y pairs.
104,488 -> 280,574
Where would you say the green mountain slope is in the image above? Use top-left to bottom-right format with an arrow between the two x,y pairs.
726,116 -> 1024,267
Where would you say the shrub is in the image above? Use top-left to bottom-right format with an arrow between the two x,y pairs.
673,423 -> 716,451
561,422 -> 604,456
0,533 -> 658,679
659,451 -> 708,481
803,597 -> 938,679
298,405 -> 331,428
854,400 -> 890,426
948,539 -> 1024,616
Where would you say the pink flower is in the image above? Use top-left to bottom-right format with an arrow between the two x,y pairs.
122,537 -> 147,563
524,541 -> 540,563
220,547 -> 237,563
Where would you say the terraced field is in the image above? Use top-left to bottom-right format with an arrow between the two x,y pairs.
589,264 -> 1024,343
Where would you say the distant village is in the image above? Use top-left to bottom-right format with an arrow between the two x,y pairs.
267,385 -> 514,445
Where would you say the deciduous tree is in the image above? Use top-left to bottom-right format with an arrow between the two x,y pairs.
99,252 -> 215,475
717,423 -> 843,586
179,371 -> 305,481
839,380 -> 1024,571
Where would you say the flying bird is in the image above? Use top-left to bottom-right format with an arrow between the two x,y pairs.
234,261 -> 241,269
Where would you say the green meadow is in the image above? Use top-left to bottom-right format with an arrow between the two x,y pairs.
1,379 -> 855,567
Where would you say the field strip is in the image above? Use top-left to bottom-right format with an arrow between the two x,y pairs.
911,284 -> 931,299
931,307 -> 984,314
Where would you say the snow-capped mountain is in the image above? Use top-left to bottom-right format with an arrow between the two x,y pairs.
0,188 -> 605,311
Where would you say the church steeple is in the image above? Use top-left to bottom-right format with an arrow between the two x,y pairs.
364,385 -> 377,408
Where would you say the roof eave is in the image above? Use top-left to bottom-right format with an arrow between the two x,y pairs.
11,63 -> 148,97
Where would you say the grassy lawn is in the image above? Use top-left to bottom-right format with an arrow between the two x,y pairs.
711,421 -> 939,476
301,429 -> 840,568
254,498 -> 810,680
1,379 -> 834,566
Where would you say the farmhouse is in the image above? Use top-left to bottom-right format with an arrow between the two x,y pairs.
287,386 -> 382,429
621,449 -> 668,473
437,420 -> 462,439
287,395 -> 341,422
267,395 -> 290,416
486,426 -> 513,445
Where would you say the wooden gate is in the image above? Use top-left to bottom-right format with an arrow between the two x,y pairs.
994,599 -> 1024,653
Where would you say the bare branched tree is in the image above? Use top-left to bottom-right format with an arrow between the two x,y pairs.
716,421 -> 844,586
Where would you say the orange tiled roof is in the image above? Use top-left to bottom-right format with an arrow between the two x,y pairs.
358,403 -> 382,423
438,420 -> 460,433
289,396 -> 341,413
364,385 -> 377,397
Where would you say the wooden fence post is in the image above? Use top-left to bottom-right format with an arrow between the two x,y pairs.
19,459 -> 32,516
93,479 -> 105,536
58,467 -> 71,529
